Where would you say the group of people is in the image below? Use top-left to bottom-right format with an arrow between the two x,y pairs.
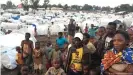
15,19 -> 133,75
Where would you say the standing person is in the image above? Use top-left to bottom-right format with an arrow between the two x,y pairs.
127,27 -> 133,50
45,59 -> 66,75
88,24 -> 99,37
68,19 -> 76,43
44,41 -> 53,70
104,22 -> 117,50
50,44 -> 62,65
96,26 -> 106,41
21,33 -> 34,72
56,32 -> 68,49
84,23 -> 88,33
33,41 -> 43,75
66,33 -> 91,75
101,30 -> 133,75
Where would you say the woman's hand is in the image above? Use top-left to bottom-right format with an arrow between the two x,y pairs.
108,67 -> 128,75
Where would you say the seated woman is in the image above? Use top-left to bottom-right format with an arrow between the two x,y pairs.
101,30 -> 133,75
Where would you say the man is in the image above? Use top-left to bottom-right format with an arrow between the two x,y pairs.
104,22 -> 117,50
68,19 -> 76,43
88,24 -> 99,37
95,22 -> 117,59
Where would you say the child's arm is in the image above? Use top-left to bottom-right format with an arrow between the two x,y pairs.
45,67 -> 52,75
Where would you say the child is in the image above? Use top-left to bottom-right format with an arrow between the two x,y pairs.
83,64 -> 89,75
50,44 -> 62,65
44,41 -> 53,70
21,33 -> 34,66
20,64 -> 30,75
16,46 -> 24,75
33,41 -> 43,74
45,59 -> 66,75
56,32 -> 68,49
16,46 -> 24,65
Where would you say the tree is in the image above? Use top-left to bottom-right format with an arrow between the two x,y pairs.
21,0 -> 29,11
63,4 -> 69,10
71,5 -> 81,10
82,4 -> 93,11
30,0 -> 40,10
6,1 -> 13,9
101,6 -> 111,12
57,4 -> 63,8
43,0 -> 49,9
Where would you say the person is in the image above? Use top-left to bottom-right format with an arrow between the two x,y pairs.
56,32 -> 68,49
20,64 -> 30,75
101,30 -> 133,75
84,23 -> 88,33
96,26 -> 106,41
83,64 -> 89,75
68,19 -> 76,43
44,41 -> 53,70
127,27 -> 133,50
16,46 -> 24,75
16,46 -> 24,65
93,27 -> 106,67
33,41 -> 43,74
45,59 -> 66,75
75,24 -> 82,33
104,22 -> 117,50
88,24 -> 99,37
21,33 -> 34,71
50,44 -> 62,65
66,34 -> 91,75
83,33 -> 96,54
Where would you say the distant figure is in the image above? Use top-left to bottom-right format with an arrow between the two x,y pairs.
88,24 -> 98,37
68,19 -> 76,43
84,23 -> 88,33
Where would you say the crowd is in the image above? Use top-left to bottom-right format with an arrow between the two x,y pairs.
13,19 -> 133,75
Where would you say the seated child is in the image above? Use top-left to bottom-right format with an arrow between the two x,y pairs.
45,59 -> 66,75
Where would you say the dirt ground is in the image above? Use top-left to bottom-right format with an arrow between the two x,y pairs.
1,35 -> 57,75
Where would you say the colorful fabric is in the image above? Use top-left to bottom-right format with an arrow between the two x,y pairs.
101,48 -> 133,73
70,48 -> 83,71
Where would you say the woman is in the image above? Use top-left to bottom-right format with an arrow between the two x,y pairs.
127,27 -> 133,50
101,30 -> 133,75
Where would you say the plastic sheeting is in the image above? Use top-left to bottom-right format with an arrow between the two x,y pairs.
1,47 -> 17,69
0,32 -> 36,47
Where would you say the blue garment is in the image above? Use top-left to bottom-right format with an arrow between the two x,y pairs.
56,37 -> 68,48
101,48 -> 133,74
88,26 -> 98,37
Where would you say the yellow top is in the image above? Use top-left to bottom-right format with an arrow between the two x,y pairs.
71,48 -> 83,71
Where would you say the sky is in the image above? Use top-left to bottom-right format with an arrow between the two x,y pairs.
0,0 -> 133,7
